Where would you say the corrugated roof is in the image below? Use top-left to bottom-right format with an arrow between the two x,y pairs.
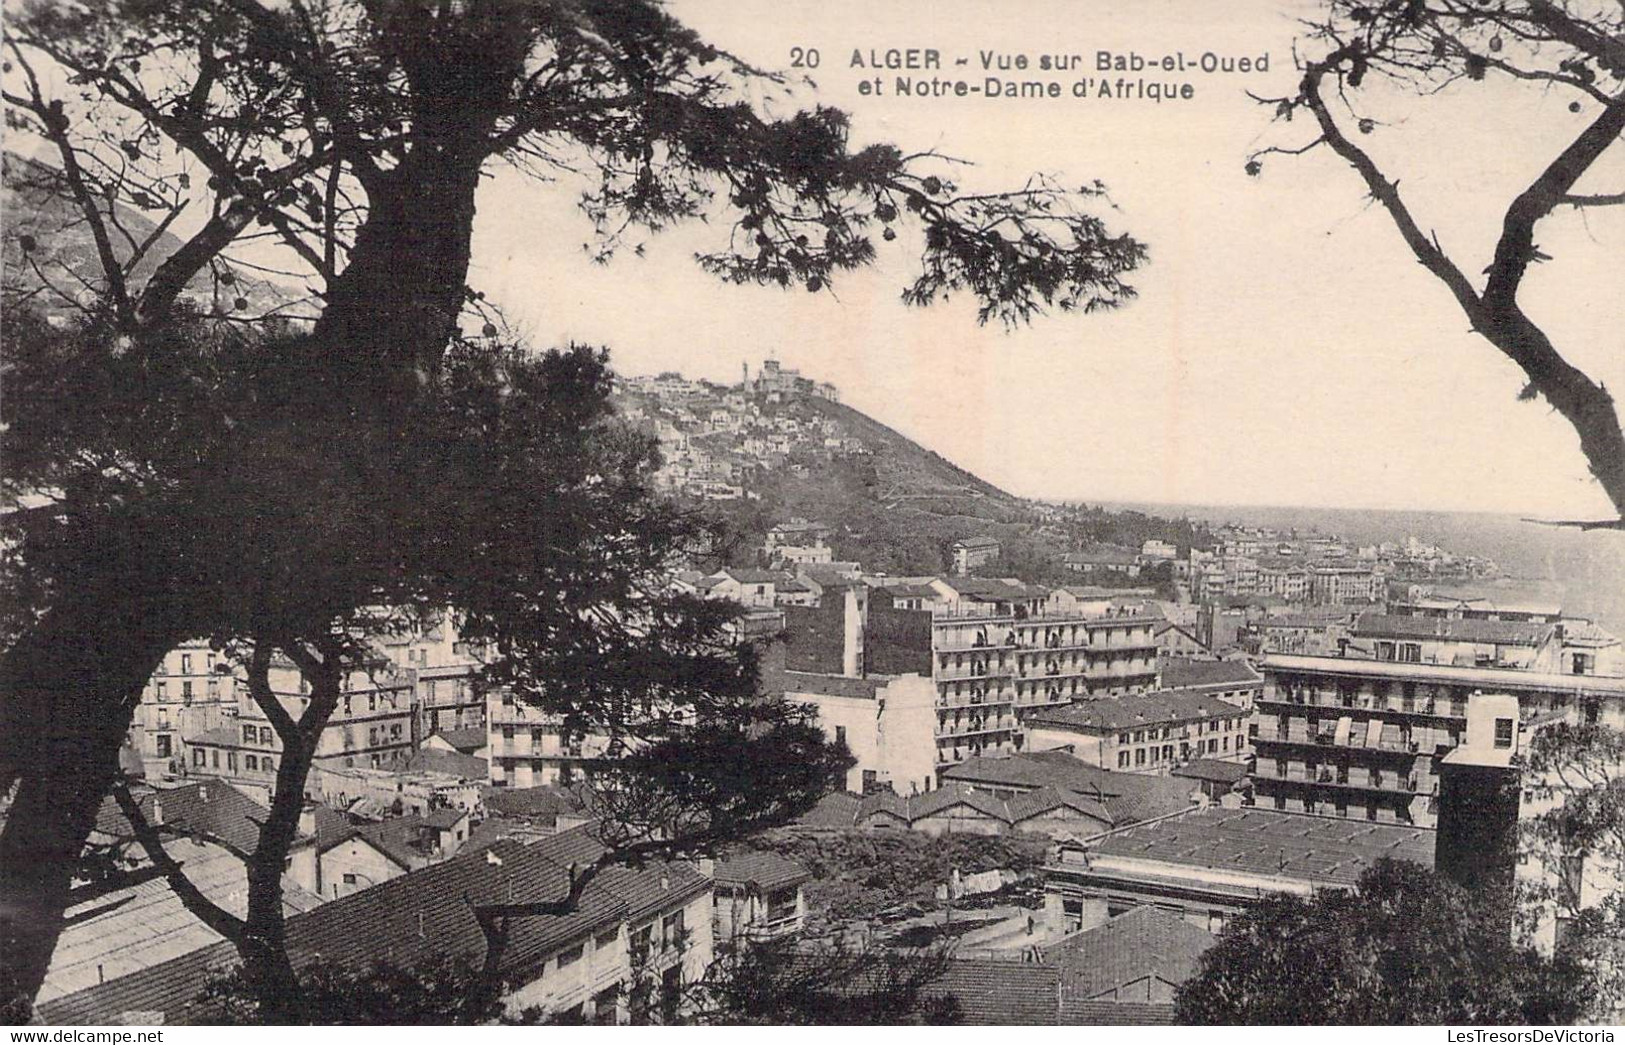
1087,806 -> 1435,886
1352,613 -> 1555,647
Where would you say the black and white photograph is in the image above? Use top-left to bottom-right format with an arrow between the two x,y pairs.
2,0 -> 1623,1029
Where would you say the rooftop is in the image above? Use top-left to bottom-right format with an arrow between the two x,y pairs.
1351,613 -> 1556,647
1025,690 -> 1242,733
1159,656 -> 1263,690
1261,653 -> 1625,697
39,826 -> 708,1025
712,850 -> 811,892
1171,759 -> 1251,786
427,726 -> 487,754
1077,806 -> 1435,888
1040,906 -> 1214,1002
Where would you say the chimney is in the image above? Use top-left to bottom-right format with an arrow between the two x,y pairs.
298,802 -> 316,838
150,797 -> 164,827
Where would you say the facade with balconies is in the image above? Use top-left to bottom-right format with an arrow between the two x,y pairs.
928,603 -> 1161,768
1257,652 -> 1625,827
486,688 -> 612,789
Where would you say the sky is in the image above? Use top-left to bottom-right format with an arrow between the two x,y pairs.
462,0 -> 1625,519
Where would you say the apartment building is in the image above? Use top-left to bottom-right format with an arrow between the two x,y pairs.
778,669 -> 937,796
184,653 -> 418,802
128,640 -> 240,778
1255,652 -> 1625,826
485,685 -> 614,789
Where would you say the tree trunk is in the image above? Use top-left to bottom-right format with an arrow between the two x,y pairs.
0,122 -> 493,1026
0,580 -> 189,1016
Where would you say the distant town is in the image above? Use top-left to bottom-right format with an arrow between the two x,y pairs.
50,360 -> 1623,1025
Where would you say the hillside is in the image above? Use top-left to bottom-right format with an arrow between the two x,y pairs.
616,373 -> 1207,581
4,151 -> 297,321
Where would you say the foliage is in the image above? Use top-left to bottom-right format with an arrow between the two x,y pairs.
202,955 -> 537,1026
1175,859 -> 1597,1024
683,935 -> 961,1025
742,828 -> 1050,926
1521,722 -> 1625,1022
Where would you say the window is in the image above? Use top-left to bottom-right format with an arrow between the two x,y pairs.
193,748 -> 206,767
1118,751 -> 1130,768
181,654 -> 193,674
226,752 -> 237,772
1118,732 -> 1130,744
661,910 -> 685,952
503,726 -> 515,740
342,873 -> 358,885
155,734 -> 172,758
835,726 -> 847,748
182,681 -> 194,702
155,681 -> 168,700
212,750 -> 219,769
630,924 -> 653,956
1134,748 -> 1146,766
1494,717 -> 1514,750
260,726 -> 273,745
207,679 -> 220,699
245,755 -> 258,771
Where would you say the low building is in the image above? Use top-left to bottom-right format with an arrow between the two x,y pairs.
1064,545 -> 1142,578
710,851 -> 811,946
1025,690 -> 1250,773
37,780 -> 326,1008
1042,805 -> 1435,935
951,536 -> 1002,575
314,807 -> 472,900
305,762 -> 482,820
1157,656 -> 1264,710
1171,758 -> 1250,804
797,781 -> 1119,841
938,751 -> 1200,827
1037,905 -> 1215,1006
37,827 -> 714,1026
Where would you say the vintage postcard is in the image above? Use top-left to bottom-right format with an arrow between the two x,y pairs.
2,0 -> 1622,1031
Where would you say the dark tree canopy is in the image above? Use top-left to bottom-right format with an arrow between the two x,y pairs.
1174,859 -> 1596,1024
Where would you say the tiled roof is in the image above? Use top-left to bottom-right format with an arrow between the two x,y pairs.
90,779 -> 275,858
39,827 -> 707,1025
1058,999 -> 1178,1024
1024,690 -> 1241,733
1004,786 -> 1113,826
712,850 -> 811,892
1351,613 -> 1555,647
1087,806 -> 1435,887
1040,907 -> 1214,1001
1158,656 -> 1263,689
953,535 -> 1002,550
925,959 -> 1061,1025
428,726 -> 487,753
1171,758 -> 1249,785
909,782 -> 1010,821
793,791 -> 864,829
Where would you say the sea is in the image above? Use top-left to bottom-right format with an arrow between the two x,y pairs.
1103,501 -> 1625,636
